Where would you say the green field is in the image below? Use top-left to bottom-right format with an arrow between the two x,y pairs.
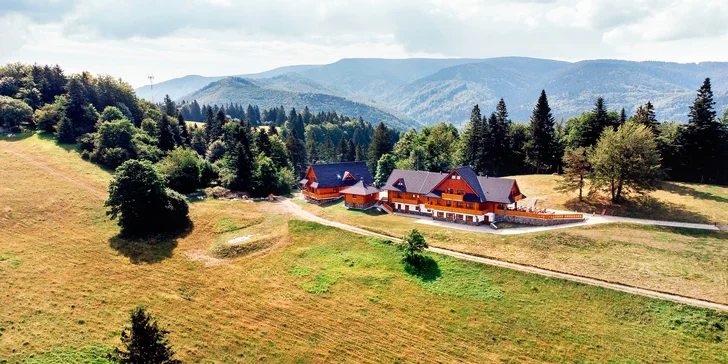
2,135 -> 728,362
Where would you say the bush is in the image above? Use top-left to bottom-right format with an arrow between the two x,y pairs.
157,148 -> 202,193
0,95 -> 33,132
199,160 -> 218,187
206,140 -> 226,162
99,106 -> 126,123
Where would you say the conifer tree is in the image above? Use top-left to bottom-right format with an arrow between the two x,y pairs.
367,122 -> 393,172
525,90 -> 557,173
684,78 -> 723,183
285,133 -> 307,177
255,129 -> 273,157
582,97 -> 611,146
631,101 -> 658,131
346,139 -> 356,162
178,113 -> 190,146
619,107 -> 627,125
460,104 -> 483,172
268,124 -> 278,136
157,115 -> 176,152
305,129 -> 319,164
323,134 -> 336,163
556,147 -> 590,202
336,136 -> 348,162
480,99 -> 510,176
112,306 -> 180,364
56,116 -> 75,143
355,144 -> 365,162
163,95 -> 176,117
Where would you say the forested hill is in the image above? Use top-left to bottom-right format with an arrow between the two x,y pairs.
137,57 -> 728,127
182,77 -> 418,130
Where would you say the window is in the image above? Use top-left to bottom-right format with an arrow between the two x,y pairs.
415,206 -> 419,211
446,201 -> 451,207
352,195 -> 357,200
447,188 -> 454,194
397,193 -> 402,198
451,175 -> 456,179
457,189 -> 464,195
466,203 -> 473,209
412,194 -> 416,199
466,216 -> 473,222
456,202 -> 463,208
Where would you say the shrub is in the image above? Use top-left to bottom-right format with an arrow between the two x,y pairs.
157,148 -> 202,193
0,95 -> 33,132
402,229 -> 428,264
206,140 -> 226,163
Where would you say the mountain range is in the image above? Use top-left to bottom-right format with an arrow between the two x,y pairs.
135,57 -> 728,129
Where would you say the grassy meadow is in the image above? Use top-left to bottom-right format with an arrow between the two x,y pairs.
2,134 -> 728,362
513,174 -> 728,225
294,198 -> 728,305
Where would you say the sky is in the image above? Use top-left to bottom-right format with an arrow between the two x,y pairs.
2,0 -> 728,88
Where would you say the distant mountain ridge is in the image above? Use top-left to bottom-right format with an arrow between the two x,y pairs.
136,57 -> 728,128
182,77 -> 418,130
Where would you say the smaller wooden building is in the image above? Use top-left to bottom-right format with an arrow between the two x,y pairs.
299,161 -> 374,204
340,180 -> 380,209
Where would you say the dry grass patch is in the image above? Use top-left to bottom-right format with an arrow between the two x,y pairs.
3,135 -> 728,362
513,174 -> 728,225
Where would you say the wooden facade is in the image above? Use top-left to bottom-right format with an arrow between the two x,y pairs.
300,162 -> 378,208
382,167 -> 525,225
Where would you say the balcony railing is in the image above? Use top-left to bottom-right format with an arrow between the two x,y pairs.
495,209 -> 583,220
302,190 -> 341,200
389,197 -> 420,205
429,204 -> 483,215
441,193 -> 464,201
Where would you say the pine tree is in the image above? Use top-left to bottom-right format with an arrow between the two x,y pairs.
355,145 -> 365,162
346,139 -> 356,162
255,129 -> 273,157
556,147 -> 590,202
323,134 -> 335,163
204,106 -> 217,141
336,136 -> 348,162
178,113 -> 190,146
367,122 -> 392,172
524,90 -> 556,174
56,116 -> 75,143
157,115 -> 176,151
163,95 -> 176,117
113,306 -> 180,364
286,133 -> 307,177
582,97 -> 610,146
684,78 -> 723,183
619,107 -> 627,125
631,101 -> 658,131
460,104 -> 483,172
481,99 -> 511,176
190,100 -> 202,121
268,125 -> 278,136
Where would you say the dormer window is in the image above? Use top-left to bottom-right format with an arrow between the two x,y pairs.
394,178 -> 405,187
343,171 -> 356,181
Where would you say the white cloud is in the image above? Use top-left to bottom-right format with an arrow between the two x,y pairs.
1,0 -> 727,87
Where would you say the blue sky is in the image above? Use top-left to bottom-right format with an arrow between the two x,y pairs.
2,0 -> 728,87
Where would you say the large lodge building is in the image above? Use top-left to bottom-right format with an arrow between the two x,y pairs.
381,166 -> 524,225
300,162 -> 583,226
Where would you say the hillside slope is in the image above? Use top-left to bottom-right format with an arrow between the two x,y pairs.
182,77 -> 419,129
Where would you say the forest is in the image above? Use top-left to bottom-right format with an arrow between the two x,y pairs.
2,62 -> 728,207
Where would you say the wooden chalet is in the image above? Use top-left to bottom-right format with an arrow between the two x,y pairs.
299,161 -> 376,205
381,166 -> 525,225
341,180 -> 380,209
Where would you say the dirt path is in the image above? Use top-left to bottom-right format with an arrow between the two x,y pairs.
279,199 -> 728,312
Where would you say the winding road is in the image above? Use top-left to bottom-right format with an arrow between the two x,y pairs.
279,198 -> 728,313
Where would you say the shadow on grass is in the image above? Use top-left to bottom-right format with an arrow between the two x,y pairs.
403,255 -> 441,282
0,132 -> 34,142
109,221 -> 193,264
638,224 -> 728,240
36,132 -> 81,153
661,182 -> 728,204
564,194 -> 711,224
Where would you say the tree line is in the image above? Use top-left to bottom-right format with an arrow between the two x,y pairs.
2,62 -> 727,215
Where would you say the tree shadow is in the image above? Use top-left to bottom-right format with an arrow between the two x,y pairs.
0,132 -> 34,142
641,225 -> 728,240
109,221 -> 193,264
35,132 -> 81,153
661,182 -> 728,204
403,255 -> 441,282
564,195 -> 712,224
